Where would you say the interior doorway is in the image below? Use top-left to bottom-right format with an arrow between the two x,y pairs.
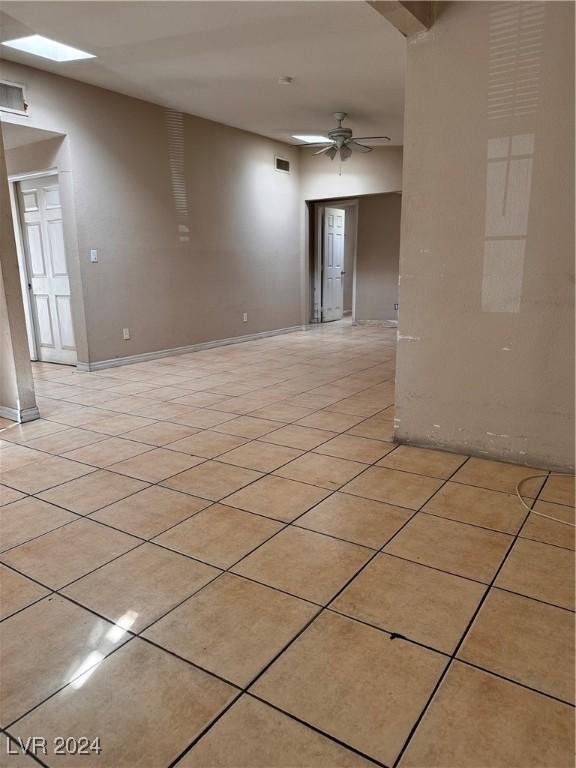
312,199 -> 358,324
9,171 -> 77,365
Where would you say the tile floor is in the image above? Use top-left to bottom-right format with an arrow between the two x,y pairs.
0,322 -> 574,767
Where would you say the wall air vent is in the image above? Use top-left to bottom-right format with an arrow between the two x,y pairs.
0,81 -> 27,115
275,156 -> 290,173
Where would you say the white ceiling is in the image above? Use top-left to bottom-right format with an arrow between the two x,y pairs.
0,1 -> 406,145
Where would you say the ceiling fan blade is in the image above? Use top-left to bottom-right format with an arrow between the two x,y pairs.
354,136 -> 392,140
349,140 -> 373,153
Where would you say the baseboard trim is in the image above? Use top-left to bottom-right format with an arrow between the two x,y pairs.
0,405 -> 41,423
77,325 -> 307,372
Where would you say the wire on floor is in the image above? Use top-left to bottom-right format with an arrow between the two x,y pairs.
516,473 -> 576,527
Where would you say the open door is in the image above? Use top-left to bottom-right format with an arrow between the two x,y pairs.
322,207 -> 345,322
16,174 -> 77,365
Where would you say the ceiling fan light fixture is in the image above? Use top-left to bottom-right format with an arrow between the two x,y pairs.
339,144 -> 352,162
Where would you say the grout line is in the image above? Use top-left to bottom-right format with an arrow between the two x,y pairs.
390,468 -> 551,768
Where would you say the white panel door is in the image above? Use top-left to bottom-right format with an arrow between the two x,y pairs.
17,176 -> 77,365
322,207 -> 345,322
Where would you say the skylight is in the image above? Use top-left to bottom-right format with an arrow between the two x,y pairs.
1,35 -> 95,62
292,135 -> 329,144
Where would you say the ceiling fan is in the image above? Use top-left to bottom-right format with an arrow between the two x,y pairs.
296,112 -> 391,161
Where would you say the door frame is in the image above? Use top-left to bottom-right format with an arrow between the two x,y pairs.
8,167 -> 77,364
312,198 -> 359,324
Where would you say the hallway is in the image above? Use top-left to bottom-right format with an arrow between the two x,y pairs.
0,322 -> 574,767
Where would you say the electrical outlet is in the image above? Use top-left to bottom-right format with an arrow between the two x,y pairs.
122,328 -> 130,340
242,312 -> 248,323
90,249 -> 98,263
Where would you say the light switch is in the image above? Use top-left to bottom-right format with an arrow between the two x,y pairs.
90,249 -> 98,263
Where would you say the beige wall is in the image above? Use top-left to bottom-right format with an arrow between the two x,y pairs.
1,62 -> 302,365
0,129 -> 37,421
356,194 -> 401,323
396,1 -> 575,470
300,146 -> 403,201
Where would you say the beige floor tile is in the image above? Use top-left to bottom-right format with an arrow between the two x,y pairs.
1,519 -> 139,589
315,434 -> 395,463
80,413 -> 156,436
106,447 -> 204,482
122,421 -> 199,445
63,437 -> 152,468
218,440 -> 302,472
162,460 -> 262,501
178,695 -> 374,768
171,392 -> 228,407
0,497 -> 77,552
143,385 -> 192,401
0,484 -> 25,506
171,407 -> 236,429
252,611 -> 447,766
451,457 -> 545,496
91,486 -> 211,539
540,474 -> 575,506
0,564 -> 50,620
213,416 -> 283,438
295,410 -> 365,433
384,513 -> 511,583
91,485 -> 210,539
37,470 -> 148,515
0,455 -> 96,494
422,482 -> 526,534
495,538 -> 574,609
223,475 -> 331,522
342,466 -> 443,509
166,430 -> 248,458
274,453 -> 366,491
459,589 -> 574,703
232,526 -> 371,603
325,398 -> 387,418
63,543 -> 219,632
24,427 -> 107,455
155,504 -> 282,568
261,424 -> 337,450
0,595 -> 126,725
0,444 -> 46,472
248,403 -> 314,422
399,662 -> 575,768
520,501 -> 575,550
145,573 -> 317,685
332,553 -> 486,653
11,639 -> 236,768
347,414 -> 395,441
378,445 -> 467,479
297,492 -> 412,548
0,419 -> 68,444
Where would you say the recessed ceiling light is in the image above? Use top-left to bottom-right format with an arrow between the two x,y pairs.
292,134 -> 329,144
1,35 -> 95,62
